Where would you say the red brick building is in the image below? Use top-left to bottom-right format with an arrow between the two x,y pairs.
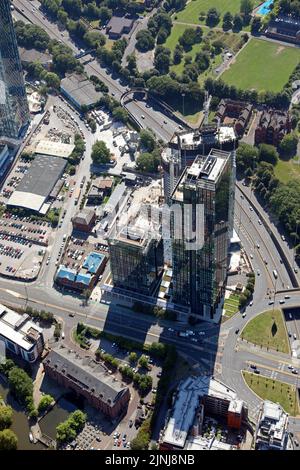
214,99 -> 253,137
72,209 -> 96,233
43,346 -> 130,419
254,109 -> 291,147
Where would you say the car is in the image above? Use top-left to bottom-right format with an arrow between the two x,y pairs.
256,243 -> 260,249
257,269 -> 260,276
61,332 -> 65,339
168,328 -> 174,332
254,369 -> 260,374
294,439 -> 299,447
157,372 -> 162,378
117,440 -> 121,447
242,313 -> 246,318
178,125 -> 183,130
249,301 -> 253,306
280,259 -> 283,264
126,442 -> 131,449
123,434 -> 127,440
294,268 -> 298,274
281,235 -> 286,241
191,338 -> 198,343
152,388 -> 157,393
288,364 -> 294,369
258,219 -> 262,225
69,313 -> 75,317
292,369 -> 298,374
279,299 -> 285,304
249,206 -> 253,211
235,329 -> 240,334
250,254 -> 253,259
284,295 -> 290,299
264,259 -> 268,265
294,334 -> 297,340
163,120 -> 167,124
289,313 -> 293,319
288,332 -> 292,338
250,364 -> 257,369
141,115 -> 145,119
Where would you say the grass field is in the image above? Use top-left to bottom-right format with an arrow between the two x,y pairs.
222,38 -> 300,92
241,309 -> 290,354
243,371 -> 299,415
274,157 -> 300,184
222,293 -> 240,322
174,0 -> 261,26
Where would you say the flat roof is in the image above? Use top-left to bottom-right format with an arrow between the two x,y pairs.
8,154 -> 66,212
61,74 -> 103,107
163,376 -> 239,448
0,304 -> 43,351
107,16 -> 134,34
105,182 -> 126,213
35,140 -> 75,158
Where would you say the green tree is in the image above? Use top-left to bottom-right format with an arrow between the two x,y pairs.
140,129 -> 156,152
0,429 -> 18,450
112,106 -> 129,123
223,12 -> 233,30
136,30 -> 155,52
258,143 -> 279,165
240,0 -> 253,24
91,140 -> 110,165
233,14 -> 243,31
8,367 -> 33,407
236,142 -> 258,173
138,355 -> 149,368
279,133 -> 298,158
0,405 -> 13,431
38,395 -> 54,414
129,352 -> 138,364
45,72 -> 60,89
136,149 -> 160,173
206,8 -> 221,27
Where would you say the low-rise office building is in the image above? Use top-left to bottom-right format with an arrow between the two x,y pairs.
86,177 -> 113,205
44,346 -> 130,419
255,108 -> 291,146
160,375 -> 248,450
0,303 -> 44,362
255,400 -> 289,450
72,209 -> 96,233
106,17 -> 134,39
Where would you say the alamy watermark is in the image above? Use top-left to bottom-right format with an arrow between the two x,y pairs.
108,202 -> 205,251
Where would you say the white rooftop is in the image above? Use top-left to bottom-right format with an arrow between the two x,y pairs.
0,304 -> 43,351
35,140 -> 75,158
163,376 -> 239,448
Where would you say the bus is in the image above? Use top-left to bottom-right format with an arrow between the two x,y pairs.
273,270 -> 278,279
74,188 -> 81,205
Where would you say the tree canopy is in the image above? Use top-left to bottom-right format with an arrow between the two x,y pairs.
91,140 -> 111,165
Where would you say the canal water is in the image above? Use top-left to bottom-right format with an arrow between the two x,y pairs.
39,395 -> 79,439
0,376 -> 45,450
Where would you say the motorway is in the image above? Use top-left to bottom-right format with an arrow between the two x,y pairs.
13,0 -> 180,142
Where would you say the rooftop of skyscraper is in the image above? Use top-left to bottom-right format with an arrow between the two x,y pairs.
172,149 -> 232,202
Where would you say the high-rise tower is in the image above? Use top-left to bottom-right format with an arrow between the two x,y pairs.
170,149 -> 235,322
0,1 -> 29,141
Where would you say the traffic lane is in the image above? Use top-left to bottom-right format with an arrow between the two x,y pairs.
237,196 -> 290,287
14,0 -> 78,53
244,361 -> 299,387
237,182 -> 299,282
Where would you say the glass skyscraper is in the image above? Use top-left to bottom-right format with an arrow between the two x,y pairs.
0,0 -> 29,140
170,149 -> 236,321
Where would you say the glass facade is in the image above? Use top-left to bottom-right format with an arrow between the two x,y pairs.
0,0 -> 29,139
171,150 -> 235,320
109,238 -> 164,296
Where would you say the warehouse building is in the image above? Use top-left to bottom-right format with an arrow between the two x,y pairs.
61,73 -> 103,110
44,346 -> 130,419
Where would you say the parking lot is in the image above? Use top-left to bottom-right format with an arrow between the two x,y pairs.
0,212 -> 52,246
60,236 -> 109,272
0,156 -> 32,204
0,234 -> 43,280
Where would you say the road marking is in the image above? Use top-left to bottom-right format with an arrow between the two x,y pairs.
4,289 -> 23,298
246,360 -> 298,380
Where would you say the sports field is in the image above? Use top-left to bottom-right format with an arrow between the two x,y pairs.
175,0 -> 261,26
222,38 -> 300,92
